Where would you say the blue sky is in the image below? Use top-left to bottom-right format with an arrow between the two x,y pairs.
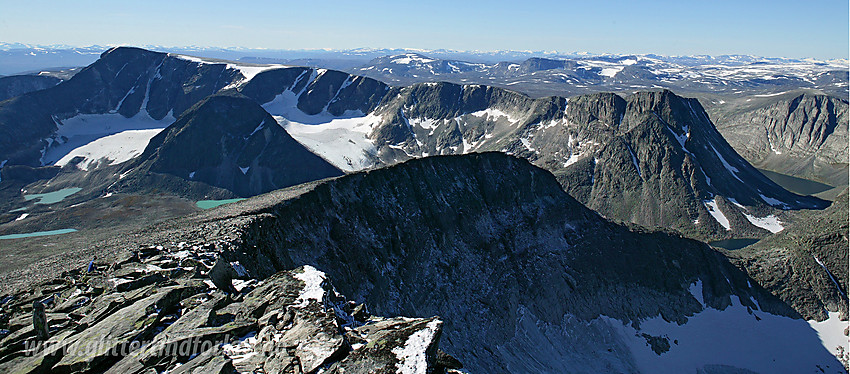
1,0 -> 847,59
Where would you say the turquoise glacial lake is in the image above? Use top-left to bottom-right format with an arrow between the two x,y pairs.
196,199 -> 246,209
0,229 -> 78,240
24,187 -> 82,205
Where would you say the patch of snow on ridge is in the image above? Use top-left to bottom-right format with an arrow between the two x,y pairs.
391,54 -> 436,65
703,199 -> 731,230
753,91 -> 790,97
709,144 -> 744,183
393,319 -> 441,374
564,154 -> 581,167
601,296 -> 848,374
759,193 -> 791,209
599,66 -> 624,77
173,54 -> 283,86
813,256 -> 847,299
469,108 -> 518,123
741,213 -> 783,233
294,265 -> 326,307
55,129 -> 164,171
227,63 -> 283,81
627,144 -> 641,176
688,280 -> 705,307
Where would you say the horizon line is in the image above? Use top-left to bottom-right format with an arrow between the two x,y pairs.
1,42 -> 848,63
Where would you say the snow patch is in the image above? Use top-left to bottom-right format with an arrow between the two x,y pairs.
392,319 -> 441,374
688,280 -> 705,307
262,90 -> 382,172
602,296 -> 849,374
520,137 -> 535,152
759,193 -> 790,209
54,129 -> 164,171
14,213 -> 28,221
391,54 -> 436,65
703,199 -> 731,230
813,256 -> 847,299
627,144 -> 641,176
469,108 -> 518,123
221,332 -> 258,364
564,154 -> 582,167
741,213 -> 783,233
294,265 -> 326,307
43,111 -> 174,170
709,145 -> 742,182
599,67 -> 624,77
753,91 -> 790,97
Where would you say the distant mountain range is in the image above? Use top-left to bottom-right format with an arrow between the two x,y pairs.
2,43 -> 847,97
348,52 -> 849,99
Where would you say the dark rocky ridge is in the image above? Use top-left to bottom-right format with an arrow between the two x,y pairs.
113,93 -> 343,198
133,153 -> 820,372
714,93 -> 849,187
0,152 -> 843,373
341,83 -> 828,240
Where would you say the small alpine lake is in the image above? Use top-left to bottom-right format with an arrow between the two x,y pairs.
196,198 -> 246,210
24,187 -> 83,205
708,238 -> 761,250
0,228 -> 78,240
757,169 -> 834,196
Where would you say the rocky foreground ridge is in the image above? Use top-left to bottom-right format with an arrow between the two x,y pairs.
2,152 -> 839,373
0,243 -> 459,373
0,151 -> 846,373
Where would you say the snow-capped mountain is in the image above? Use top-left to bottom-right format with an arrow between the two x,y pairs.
0,47 -> 827,241
233,67 -> 827,240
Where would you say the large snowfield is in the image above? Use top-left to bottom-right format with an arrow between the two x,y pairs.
42,111 -> 173,170
602,281 -> 848,373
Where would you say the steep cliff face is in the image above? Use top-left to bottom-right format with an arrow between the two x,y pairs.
714,93 -> 849,187
130,153 -> 839,373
